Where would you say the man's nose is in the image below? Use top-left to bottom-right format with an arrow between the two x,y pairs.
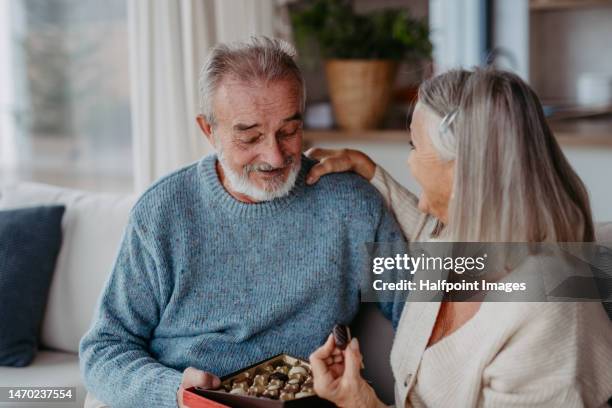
260,136 -> 286,168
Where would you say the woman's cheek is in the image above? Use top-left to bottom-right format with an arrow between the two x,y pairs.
407,153 -> 420,183
409,156 -> 431,214
417,193 -> 431,214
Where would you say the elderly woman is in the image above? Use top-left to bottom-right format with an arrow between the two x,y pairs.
307,68 -> 612,407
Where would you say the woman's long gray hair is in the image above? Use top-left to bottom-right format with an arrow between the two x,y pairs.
418,68 -> 594,242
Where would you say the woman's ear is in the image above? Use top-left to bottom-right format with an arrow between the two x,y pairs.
196,115 -> 215,147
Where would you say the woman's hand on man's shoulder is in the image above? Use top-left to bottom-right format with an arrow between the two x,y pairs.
305,148 -> 377,185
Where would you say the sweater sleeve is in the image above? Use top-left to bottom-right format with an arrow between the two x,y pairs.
372,194 -> 409,330
481,302 -> 612,408
79,218 -> 183,408
370,165 -> 427,241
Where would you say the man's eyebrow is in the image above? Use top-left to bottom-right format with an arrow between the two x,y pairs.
283,112 -> 303,122
233,122 -> 260,131
233,113 -> 302,131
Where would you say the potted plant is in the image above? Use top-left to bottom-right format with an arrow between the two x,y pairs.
290,0 -> 432,130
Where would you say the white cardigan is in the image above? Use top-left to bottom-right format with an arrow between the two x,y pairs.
370,166 -> 612,408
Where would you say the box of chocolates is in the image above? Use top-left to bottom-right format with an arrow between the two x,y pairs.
184,354 -> 336,408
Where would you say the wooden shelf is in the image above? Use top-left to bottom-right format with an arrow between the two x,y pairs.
548,117 -> 612,147
304,118 -> 612,148
304,129 -> 409,144
530,0 -> 612,11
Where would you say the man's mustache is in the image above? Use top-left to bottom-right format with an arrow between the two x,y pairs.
243,155 -> 296,174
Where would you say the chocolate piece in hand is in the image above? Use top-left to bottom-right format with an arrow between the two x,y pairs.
332,324 -> 351,350
332,323 -> 365,369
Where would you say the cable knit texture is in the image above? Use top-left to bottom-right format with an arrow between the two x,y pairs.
79,154 -> 403,408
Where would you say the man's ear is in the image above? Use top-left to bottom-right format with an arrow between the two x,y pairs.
196,115 -> 216,147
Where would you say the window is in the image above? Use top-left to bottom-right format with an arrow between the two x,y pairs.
0,0 -> 132,192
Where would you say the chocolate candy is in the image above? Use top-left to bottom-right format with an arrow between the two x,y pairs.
283,383 -> 300,393
274,365 -> 289,375
229,388 -> 247,396
262,385 -> 280,399
253,374 -> 269,386
220,357 -> 316,401
232,381 -> 248,391
295,389 -> 315,398
269,379 -> 284,387
332,325 -> 365,369
333,324 -> 351,350
248,385 -> 265,397
279,391 -> 295,401
302,375 -> 314,388
269,371 -> 289,382
288,366 -> 308,377
289,373 -> 304,383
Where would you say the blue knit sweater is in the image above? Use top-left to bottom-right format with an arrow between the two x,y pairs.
79,154 -> 404,408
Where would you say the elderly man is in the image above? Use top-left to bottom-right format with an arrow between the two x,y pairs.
79,37 -> 404,408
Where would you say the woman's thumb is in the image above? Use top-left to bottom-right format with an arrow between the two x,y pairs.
343,338 -> 363,379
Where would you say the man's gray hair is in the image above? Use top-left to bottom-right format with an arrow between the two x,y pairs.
199,36 -> 306,124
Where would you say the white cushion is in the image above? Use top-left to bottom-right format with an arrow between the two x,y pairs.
84,393 -> 110,408
0,182 -> 136,353
0,351 -> 85,407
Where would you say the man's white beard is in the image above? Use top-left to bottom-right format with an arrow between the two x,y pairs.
217,149 -> 301,202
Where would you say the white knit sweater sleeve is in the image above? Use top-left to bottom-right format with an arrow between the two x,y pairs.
370,165 -> 424,241
481,302 -> 612,408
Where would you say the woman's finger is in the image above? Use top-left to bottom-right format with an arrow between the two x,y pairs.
329,363 -> 345,378
310,356 -> 335,393
310,334 -> 335,360
182,367 -> 221,390
305,163 -> 326,185
310,338 -> 340,397
306,161 -> 335,184
306,157 -> 352,185
343,338 -> 364,381
305,147 -> 334,161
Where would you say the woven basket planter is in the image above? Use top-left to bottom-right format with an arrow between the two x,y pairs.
325,59 -> 398,130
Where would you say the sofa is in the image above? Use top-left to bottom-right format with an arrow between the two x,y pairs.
0,181 -> 400,408
0,182 -> 136,407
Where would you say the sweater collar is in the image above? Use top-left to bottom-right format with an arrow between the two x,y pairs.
199,153 -> 312,218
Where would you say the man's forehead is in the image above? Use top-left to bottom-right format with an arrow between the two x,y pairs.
213,77 -> 302,123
